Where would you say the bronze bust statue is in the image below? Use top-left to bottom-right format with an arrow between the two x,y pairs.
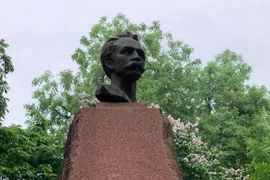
95,32 -> 145,102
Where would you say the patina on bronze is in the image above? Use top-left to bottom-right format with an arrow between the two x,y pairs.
95,32 -> 146,102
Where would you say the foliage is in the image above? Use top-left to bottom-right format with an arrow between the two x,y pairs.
166,111 -> 249,180
0,125 -> 63,180
24,13 -> 201,140
0,39 -> 62,180
23,14 -> 202,178
247,139 -> 270,180
0,39 -> 14,124
1,13 -> 267,179
22,14 -> 202,178
193,50 -> 270,174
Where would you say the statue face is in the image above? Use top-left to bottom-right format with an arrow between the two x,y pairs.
111,38 -> 145,81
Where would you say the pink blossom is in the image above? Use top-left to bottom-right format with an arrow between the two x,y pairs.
172,126 -> 177,133
94,98 -> 100,103
192,122 -> 198,128
167,115 -> 174,123
183,158 -> 189,163
175,121 -> 185,131
153,104 -> 160,109
185,122 -> 192,129
79,92 -> 88,99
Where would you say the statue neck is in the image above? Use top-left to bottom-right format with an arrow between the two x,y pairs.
110,74 -> 137,102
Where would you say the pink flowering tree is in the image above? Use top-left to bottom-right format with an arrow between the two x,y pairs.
78,92 -> 99,107
149,104 -> 249,180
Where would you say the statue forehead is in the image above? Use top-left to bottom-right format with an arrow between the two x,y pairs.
113,37 -> 142,49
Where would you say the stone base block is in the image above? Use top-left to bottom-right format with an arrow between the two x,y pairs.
59,103 -> 182,180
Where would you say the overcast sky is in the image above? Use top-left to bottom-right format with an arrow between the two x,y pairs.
1,0 -> 269,127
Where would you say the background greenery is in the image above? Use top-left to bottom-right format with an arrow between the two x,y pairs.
1,14 -> 269,180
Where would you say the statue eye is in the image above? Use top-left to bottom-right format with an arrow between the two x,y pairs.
121,47 -> 133,55
137,49 -> 145,59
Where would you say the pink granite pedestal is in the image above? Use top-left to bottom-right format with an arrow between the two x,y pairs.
59,103 -> 183,180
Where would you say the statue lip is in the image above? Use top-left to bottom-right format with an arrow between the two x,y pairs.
125,62 -> 145,73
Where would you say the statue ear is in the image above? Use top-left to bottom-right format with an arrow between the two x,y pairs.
104,56 -> 114,69
133,34 -> 138,41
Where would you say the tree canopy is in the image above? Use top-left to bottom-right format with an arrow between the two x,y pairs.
1,14 -> 269,179
0,39 -> 14,124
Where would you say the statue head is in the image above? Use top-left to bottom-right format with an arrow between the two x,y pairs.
100,31 -> 145,82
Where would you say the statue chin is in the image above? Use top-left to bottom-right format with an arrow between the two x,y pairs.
121,70 -> 143,81
121,64 -> 145,81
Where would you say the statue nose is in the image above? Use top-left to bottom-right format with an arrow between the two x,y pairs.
132,56 -> 141,62
132,52 -> 140,62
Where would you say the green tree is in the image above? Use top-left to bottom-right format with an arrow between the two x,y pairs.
0,39 -> 62,180
197,50 -> 270,172
197,50 -> 252,167
24,13 -> 204,179
247,139 -> 270,180
0,124 -> 63,180
23,14 -> 270,179
0,39 -> 14,124
24,13 -> 201,144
